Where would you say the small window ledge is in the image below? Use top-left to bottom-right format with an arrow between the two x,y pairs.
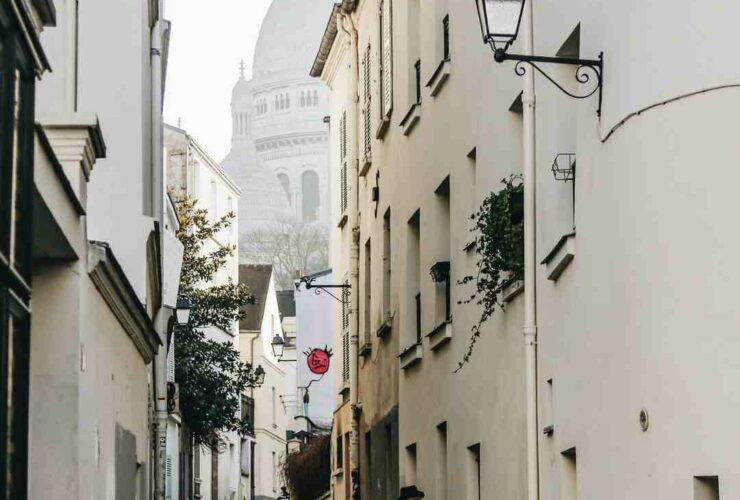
376,116 -> 391,139
426,319 -> 452,351
398,343 -> 423,370
332,467 -> 344,478
426,59 -> 451,97
337,213 -> 348,229
359,156 -> 372,177
376,318 -> 392,338
359,342 -> 372,357
400,103 -> 421,136
541,232 -> 576,281
338,380 -> 350,396
502,279 -> 524,303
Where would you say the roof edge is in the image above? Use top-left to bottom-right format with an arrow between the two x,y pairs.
310,3 -> 342,78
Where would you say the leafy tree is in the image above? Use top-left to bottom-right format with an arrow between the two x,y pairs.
175,199 -> 260,448
457,175 -> 524,370
241,218 -> 328,290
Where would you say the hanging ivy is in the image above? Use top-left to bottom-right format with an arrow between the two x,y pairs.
457,175 -> 524,370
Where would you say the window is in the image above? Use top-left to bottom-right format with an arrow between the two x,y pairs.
382,210 -> 392,323
379,0 -> 393,119
365,431 -> 372,497
407,211 -> 421,344
313,90 -> 319,106
436,423 -> 448,499
561,448 -> 577,500
271,386 -> 277,428
209,180 -> 217,221
0,8 -> 37,496
405,443 -> 417,487
278,173 -> 291,205
362,43 -> 372,165
468,444 -> 481,500
272,451 -> 277,492
363,239 -> 372,343
414,59 -> 422,104
336,434 -> 344,470
694,476 -> 720,500
434,177 -> 451,324
443,15 -> 451,60
301,170 -> 320,222
286,92 -> 290,109
340,111 -> 348,214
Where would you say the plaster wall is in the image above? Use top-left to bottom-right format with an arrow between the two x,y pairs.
532,0 -> 740,497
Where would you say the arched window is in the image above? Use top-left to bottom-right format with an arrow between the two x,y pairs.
313,90 -> 319,106
300,91 -> 305,107
286,93 -> 290,109
301,171 -> 320,222
278,173 -> 291,205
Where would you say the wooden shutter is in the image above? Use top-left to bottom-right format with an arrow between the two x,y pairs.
380,0 -> 393,118
362,44 -> 372,164
340,111 -> 348,212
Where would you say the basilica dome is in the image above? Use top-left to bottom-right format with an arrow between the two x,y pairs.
252,0 -> 335,82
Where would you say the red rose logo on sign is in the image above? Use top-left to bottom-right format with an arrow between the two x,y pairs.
306,347 -> 332,375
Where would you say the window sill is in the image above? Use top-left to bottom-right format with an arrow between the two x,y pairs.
337,213 -> 348,229
359,342 -> 372,357
400,103 -> 421,136
333,467 -> 344,477
398,343 -> 423,370
426,319 -> 452,351
502,279 -> 524,303
338,380 -> 350,396
376,115 -> 391,139
376,317 -> 392,338
541,232 -> 576,281
426,59 -> 451,97
359,155 -> 372,177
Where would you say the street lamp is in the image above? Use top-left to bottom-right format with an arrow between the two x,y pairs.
253,365 -> 266,386
271,334 -> 286,358
474,0 -> 604,115
175,297 -> 192,327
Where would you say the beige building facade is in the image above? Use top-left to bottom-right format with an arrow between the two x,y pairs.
314,0 -> 740,499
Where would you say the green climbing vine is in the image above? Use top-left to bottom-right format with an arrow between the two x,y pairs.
457,175 -> 524,371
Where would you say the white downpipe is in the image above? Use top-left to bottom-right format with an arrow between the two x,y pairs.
521,0 -> 539,499
338,11 -> 361,499
151,6 -> 168,499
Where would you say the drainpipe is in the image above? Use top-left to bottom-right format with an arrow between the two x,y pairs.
151,3 -> 168,498
338,11 -> 361,500
521,1 -> 540,499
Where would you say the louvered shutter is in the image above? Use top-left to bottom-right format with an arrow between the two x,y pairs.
362,44 -> 372,164
340,111 -> 348,213
380,0 -> 393,118
166,335 -> 175,383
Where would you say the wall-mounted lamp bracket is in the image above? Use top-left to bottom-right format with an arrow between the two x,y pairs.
295,276 -> 351,304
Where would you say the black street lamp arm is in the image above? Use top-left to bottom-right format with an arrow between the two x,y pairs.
493,49 -> 604,116
295,275 -> 351,304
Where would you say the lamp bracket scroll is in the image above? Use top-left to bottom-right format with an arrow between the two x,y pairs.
494,49 -> 604,117
295,276 -> 351,305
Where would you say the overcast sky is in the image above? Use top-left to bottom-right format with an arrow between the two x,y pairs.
163,0 -> 273,163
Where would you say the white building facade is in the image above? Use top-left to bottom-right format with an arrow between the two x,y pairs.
165,124 -> 243,500
314,0 -> 740,499
238,265 -> 297,500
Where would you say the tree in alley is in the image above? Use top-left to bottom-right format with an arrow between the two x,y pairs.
175,199 -> 262,449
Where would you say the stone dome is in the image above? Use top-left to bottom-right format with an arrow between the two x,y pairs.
252,0 -> 335,83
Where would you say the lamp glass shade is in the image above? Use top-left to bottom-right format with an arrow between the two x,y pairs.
271,334 -> 285,358
175,298 -> 192,326
475,0 -> 525,44
254,365 -> 266,386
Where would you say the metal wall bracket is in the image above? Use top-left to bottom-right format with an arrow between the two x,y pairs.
494,49 -> 604,117
295,275 -> 351,304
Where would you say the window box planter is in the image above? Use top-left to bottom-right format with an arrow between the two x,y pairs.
541,232 -> 576,281
426,319 -> 452,351
359,342 -> 372,357
376,317 -> 392,338
398,343 -> 423,370
502,279 -> 524,303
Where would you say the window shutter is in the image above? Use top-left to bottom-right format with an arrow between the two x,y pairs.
340,111 -> 348,213
166,336 -> 175,383
380,0 -> 393,118
362,44 -> 372,164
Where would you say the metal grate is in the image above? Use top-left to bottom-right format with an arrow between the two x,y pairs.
552,153 -> 576,182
